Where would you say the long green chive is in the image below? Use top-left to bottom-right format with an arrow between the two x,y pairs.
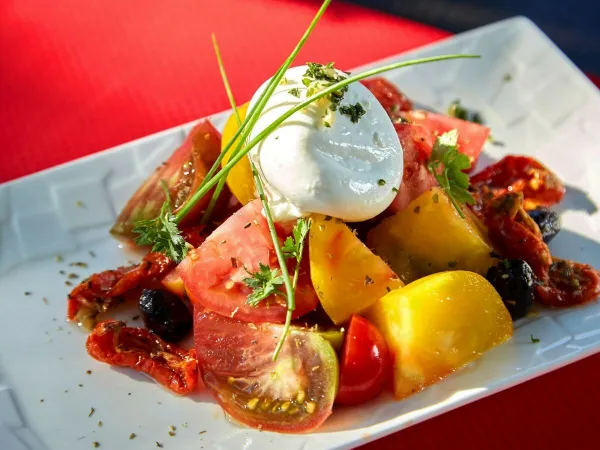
176,53 -> 480,214
200,34 -> 242,225
208,34 -> 296,360
176,0 -> 333,222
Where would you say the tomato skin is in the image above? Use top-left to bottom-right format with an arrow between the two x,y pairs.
67,252 -> 175,327
470,155 -> 565,210
361,77 -> 413,118
179,200 -> 318,323
336,315 -> 391,406
388,123 -> 438,213
194,310 -> 339,433
86,320 -> 198,395
111,120 -> 229,241
402,110 -> 490,171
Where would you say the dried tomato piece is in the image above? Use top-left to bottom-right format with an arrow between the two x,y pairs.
86,320 -> 198,395
484,193 -> 552,279
361,77 -> 413,119
536,259 -> 600,307
470,155 -> 565,210
67,252 -> 175,327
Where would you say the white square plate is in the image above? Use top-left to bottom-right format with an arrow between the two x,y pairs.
1,16 -> 599,450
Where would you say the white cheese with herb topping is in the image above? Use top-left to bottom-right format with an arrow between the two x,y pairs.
247,65 -> 403,222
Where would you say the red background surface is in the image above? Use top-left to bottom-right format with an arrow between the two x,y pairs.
1,1 -> 599,448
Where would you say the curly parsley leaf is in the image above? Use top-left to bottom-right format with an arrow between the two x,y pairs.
281,218 -> 311,262
427,129 -> 474,218
132,183 -> 188,263
243,263 -> 286,307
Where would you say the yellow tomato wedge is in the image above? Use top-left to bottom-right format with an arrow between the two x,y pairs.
309,215 -> 403,325
365,271 -> 512,400
221,102 -> 255,205
367,187 -> 496,284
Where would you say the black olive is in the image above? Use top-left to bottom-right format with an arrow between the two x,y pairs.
528,207 -> 561,243
139,289 -> 192,342
486,259 -> 535,320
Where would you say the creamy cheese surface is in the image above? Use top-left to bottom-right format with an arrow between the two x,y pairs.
247,65 -> 403,222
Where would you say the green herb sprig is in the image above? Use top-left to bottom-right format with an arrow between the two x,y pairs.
210,34 -> 297,360
133,0 -> 480,301
427,129 -> 475,218
132,182 -> 188,262
243,263 -> 286,307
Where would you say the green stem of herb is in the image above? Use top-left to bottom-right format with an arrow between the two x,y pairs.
176,0 -> 333,222
250,164 -> 295,361
200,34 -> 244,225
175,53 -> 480,220
209,33 -> 295,361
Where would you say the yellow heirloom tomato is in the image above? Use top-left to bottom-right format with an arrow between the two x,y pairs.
365,271 -> 512,400
367,187 -> 497,284
221,102 -> 255,205
309,215 -> 403,325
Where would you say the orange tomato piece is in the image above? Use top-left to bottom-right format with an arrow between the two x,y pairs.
309,215 -> 403,325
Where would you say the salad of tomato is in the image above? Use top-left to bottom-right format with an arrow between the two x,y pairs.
63,20 -> 599,435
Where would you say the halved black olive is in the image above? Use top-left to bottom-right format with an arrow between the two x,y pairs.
486,259 -> 536,320
528,207 -> 561,243
139,289 -> 192,342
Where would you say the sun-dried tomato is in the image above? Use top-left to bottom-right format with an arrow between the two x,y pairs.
470,155 -> 565,210
476,192 -> 600,307
86,320 -> 198,395
361,77 -> 413,120
536,259 -> 600,307
67,252 -> 175,327
483,192 -> 552,278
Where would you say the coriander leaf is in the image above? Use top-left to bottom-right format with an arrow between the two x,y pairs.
427,130 -> 475,218
133,197 -> 189,263
288,88 -> 300,98
243,263 -> 286,307
282,218 -> 311,261
530,334 -> 540,344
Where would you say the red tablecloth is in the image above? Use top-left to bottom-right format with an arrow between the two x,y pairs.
2,1 -> 599,448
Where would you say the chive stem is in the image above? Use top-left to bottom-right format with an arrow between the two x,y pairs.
177,53 -> 480,218
209,34 -> 296,361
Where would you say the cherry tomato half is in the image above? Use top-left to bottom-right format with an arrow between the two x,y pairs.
336,315 -> 391,406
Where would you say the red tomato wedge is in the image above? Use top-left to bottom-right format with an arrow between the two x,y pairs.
178,200 -> 318,323
336,316 -> 391,406
361,77 -> 413,119
111,120 -> 229,241
388,123 -> 438,213
194,310 -> 339,433
402,110 -> 490,170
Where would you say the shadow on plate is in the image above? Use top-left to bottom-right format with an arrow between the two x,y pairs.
555,184 -> 598,216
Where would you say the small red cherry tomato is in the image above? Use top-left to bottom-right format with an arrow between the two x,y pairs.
336,315 -> 391,406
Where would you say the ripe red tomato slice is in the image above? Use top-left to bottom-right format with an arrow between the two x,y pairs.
361,77 -> 413,119
194,310 -> 339,433
111,120 -> 230,241
389,123 -> 438,213
178,200 -> 318,323
336,315 -> 391,406
402,110 -> 490,170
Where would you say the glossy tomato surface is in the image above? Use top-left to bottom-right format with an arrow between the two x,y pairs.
389,122 -> 438,212
110,120 -> 227,240
178,200 -> 318,323
402,110 -> 490,170
194,310 -> 339,433
336,315 -> 391,406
